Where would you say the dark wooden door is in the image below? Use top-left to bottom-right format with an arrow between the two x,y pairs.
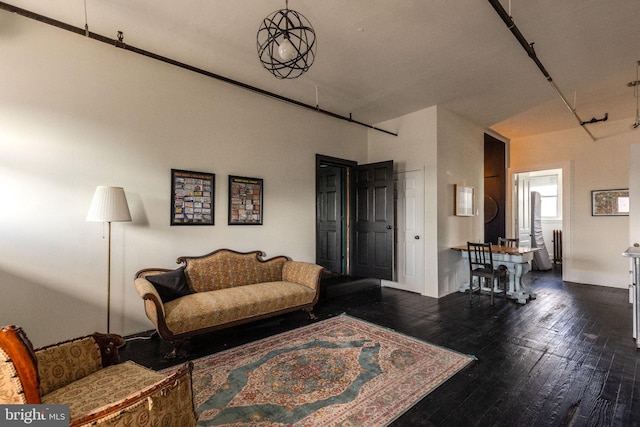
484,133 -> 506,244
317,165 -> 344,274
353,160 -> 394,280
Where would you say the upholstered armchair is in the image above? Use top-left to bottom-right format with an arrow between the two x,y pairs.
0,325 -> 197,426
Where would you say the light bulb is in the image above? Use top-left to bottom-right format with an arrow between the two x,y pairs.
278,39 -> 297,61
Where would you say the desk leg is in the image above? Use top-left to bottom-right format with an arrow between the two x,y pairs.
488,260 -> 515,297
505,262 -> 516,296
510,262 -> 535,304
459,281 -> 470,293
458,258 -> 470,293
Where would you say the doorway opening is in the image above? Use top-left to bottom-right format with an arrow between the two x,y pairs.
485,133 -> 507,244
316,156 -> 353,275
315,155 -> 395,280
513,168 -> 564,268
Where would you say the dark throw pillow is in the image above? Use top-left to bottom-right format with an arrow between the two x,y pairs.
147,267 -> 193,303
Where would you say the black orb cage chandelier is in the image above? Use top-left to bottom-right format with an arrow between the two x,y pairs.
257,0 -> 317,79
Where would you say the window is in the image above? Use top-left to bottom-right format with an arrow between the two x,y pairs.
529,174 -> 561,219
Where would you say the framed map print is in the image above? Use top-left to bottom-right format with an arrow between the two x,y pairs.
591,189 -> 629,216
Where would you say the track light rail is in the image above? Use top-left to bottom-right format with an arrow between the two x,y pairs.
487,0 -> 599,141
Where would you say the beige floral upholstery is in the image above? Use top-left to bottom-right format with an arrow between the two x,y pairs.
75,364 -> 194,427
37,335 -> 104,396
164,281 -> 317,335
283,261 -> 325,290
0,348 -> 27,404
183,250 -> 287,292
42,361 -> 164,419
134,249 -> 324,358
42,361 -> 195,427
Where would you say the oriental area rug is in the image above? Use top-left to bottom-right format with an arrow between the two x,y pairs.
168,315 -> 475,426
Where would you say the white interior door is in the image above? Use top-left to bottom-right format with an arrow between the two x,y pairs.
630,145 -> 640,246
629,144 -> 640,308
383,169 -> 425,294
515,174 -> 532,248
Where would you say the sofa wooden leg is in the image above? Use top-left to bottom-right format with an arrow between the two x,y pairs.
165,340 -> 186,360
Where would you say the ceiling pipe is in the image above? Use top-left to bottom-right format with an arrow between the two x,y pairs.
0,2 -> 397,137
487,0 -> 597,141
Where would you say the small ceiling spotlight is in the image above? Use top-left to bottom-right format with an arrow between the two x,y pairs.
257,0 -> 317,79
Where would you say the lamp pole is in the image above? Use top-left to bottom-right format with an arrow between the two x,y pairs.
107,221 -> 112,334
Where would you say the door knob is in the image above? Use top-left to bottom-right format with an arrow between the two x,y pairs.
386,225 -> 392,229
415,236 -> 420,239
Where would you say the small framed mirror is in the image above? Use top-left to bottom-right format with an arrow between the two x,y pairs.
455,185 -> 474,217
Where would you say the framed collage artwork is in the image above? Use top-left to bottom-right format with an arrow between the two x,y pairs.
170,169 -> 215,225
228,175 -> 263,225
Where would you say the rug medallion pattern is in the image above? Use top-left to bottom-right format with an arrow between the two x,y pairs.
168,315 -> 475,426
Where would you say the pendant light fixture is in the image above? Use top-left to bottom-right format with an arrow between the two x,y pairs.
257,0 -> 317,79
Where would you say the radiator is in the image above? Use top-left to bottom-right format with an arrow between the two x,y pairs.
553,229 -> 562,264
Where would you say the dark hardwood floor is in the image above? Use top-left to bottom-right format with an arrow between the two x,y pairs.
120,266 -> 640,426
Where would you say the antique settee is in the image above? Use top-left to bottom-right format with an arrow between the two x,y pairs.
134,249 -> 324,358
0,325 -> 197,426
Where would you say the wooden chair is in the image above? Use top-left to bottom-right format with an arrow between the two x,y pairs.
498,237 -> 519,248
467,242 -> 508,305
0,325 -> 197,426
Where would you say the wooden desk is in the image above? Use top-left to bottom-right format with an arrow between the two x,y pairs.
452,245 -> 541,304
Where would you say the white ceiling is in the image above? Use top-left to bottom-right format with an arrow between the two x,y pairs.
5,0 -> 640,140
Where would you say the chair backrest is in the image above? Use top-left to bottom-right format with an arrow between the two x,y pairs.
467,242 -> 495,271
498,237 -> 519,248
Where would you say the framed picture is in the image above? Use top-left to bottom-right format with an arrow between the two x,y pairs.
171,169 -> 215,225
228,175 -> 263,225
591,189 -> 629,216
455,184 -> 474,217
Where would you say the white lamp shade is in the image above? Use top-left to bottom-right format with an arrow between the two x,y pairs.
86,186 -> 132,222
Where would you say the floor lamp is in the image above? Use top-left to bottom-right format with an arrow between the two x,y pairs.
86,186 -> 132,334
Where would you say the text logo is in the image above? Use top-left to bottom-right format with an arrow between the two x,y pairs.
0,405 -> 68,426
